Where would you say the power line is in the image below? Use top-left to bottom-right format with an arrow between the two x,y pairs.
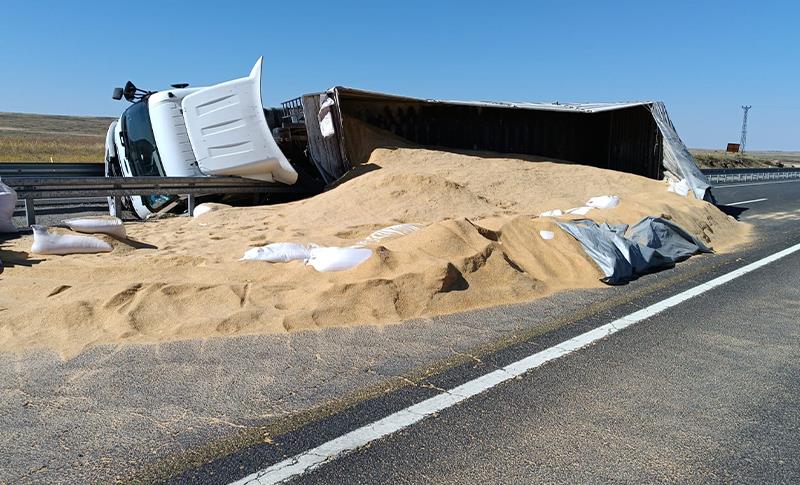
740,105 -> 752,154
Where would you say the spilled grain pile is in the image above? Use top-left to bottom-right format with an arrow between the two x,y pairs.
0,128 -> 747,356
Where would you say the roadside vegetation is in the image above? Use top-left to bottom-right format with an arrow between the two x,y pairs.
0,112 -> 112,162
690,149 -> 800,169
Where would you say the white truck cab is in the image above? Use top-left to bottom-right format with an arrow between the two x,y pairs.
106,57 -> 301,219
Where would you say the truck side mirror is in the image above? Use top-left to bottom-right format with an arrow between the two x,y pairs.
123,81 -> 138,102
112,87 -> 124,100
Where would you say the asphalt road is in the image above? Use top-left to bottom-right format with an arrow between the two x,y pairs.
1,180 -> 798,484
219,180 -> 800,485
294,219 -> 800,484
11,200 -> 110,227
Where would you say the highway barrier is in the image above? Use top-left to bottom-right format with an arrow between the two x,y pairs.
3,165 -> 798,226
701,167 -> 800,185
3,176 -> 316,225
0,162 -> 104,178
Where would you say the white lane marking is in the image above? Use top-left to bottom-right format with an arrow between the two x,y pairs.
743,208 -> 800,221
231,242 -> 800,485
715,179 -> 800,188
726,198 -> 768,206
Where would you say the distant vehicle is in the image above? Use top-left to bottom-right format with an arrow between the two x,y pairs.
106,57 -> 321,219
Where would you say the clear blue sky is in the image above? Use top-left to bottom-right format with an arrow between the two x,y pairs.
1,1 -> 798,150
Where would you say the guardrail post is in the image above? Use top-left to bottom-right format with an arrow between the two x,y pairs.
187,194 -> 196,216
24,197 -> 36,226
113,195 -> 123,218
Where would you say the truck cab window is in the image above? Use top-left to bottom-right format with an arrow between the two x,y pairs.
120,100 -> 174,211
120,101 -> 165,177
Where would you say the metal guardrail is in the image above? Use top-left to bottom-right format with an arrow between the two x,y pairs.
701,167 -> 800,174
4,165 -> 796,226
0,162 -> 104,178
3,176 -> 316,226
5,163 -> 796,185
701,167 -> 800,185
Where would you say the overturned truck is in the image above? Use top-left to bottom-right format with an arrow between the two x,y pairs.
106,59 -> 711,218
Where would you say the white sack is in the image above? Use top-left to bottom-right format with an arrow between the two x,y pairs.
358,223 -> 420,245
668,178 -> 690,197
318,97 -> 336,138
566,206 -> 593,216
306,246 -> 372,272
539,209 -> 563,218
0,180 -> 18,233
241,242 -> 313,263
193,202 -> 231,218
63,217 -> 126,238
586,195 -> 620,209
539,230 -> 555,240
31,225 -> 112,255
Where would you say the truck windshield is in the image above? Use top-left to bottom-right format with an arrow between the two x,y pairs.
120,100 -> 174,211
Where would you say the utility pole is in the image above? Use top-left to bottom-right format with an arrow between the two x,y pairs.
740,105 -> 752,154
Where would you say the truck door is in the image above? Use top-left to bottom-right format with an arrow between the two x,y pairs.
181,57 -> 298,185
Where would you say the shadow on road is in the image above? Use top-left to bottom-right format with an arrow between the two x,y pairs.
716,204 -> 748,219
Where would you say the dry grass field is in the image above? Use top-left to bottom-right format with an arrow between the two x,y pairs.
2,111 -> 799,169
0,112 -> 113,162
